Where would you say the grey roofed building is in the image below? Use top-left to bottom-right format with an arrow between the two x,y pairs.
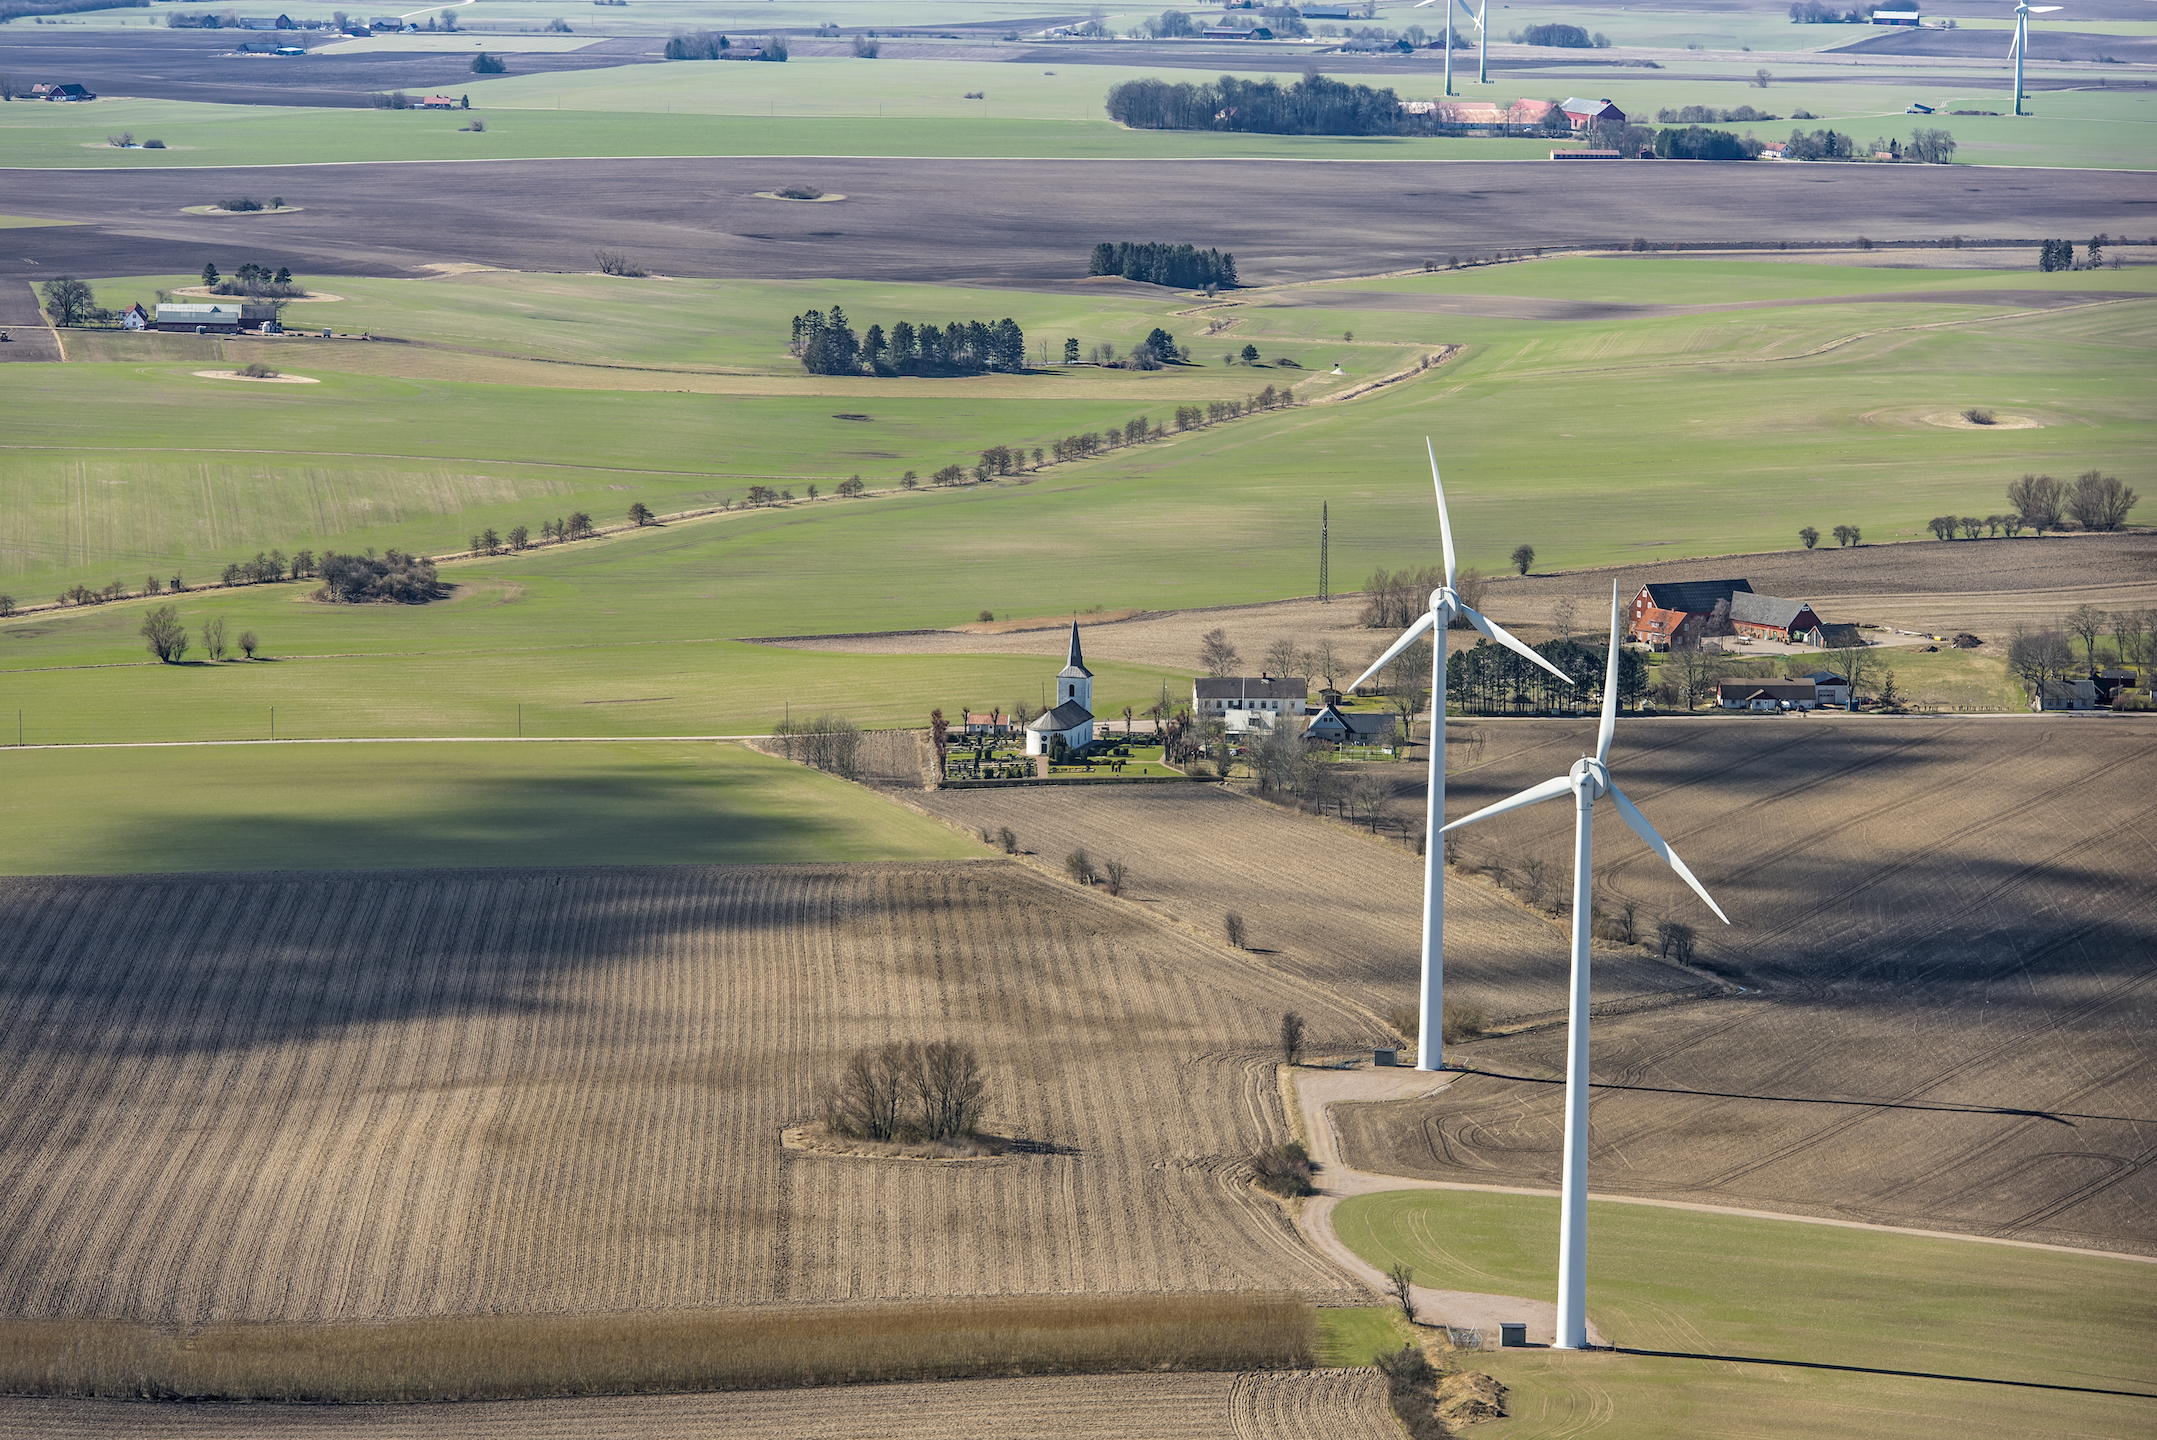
1026,700 -> 1096,733
1728,592 -> 1824,641
1640,578 -> 1755,614
1809,621 -> 1865,649
1304,700 -> 1397,742
1194,675 -> 1307,712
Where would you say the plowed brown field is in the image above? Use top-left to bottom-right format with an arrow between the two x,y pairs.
1334,714 -> 2157,1255
0,1369 -> 1396,1439
905,785 -> 1707,1023
0,863 -> 1381,1327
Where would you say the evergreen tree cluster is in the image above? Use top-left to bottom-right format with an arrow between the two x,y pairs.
2039,239 -> 2075,271
791,307 -> 1025,376
1654,125 -> 1756,160
1105,72 -> 1406,137
1087,241 -> 1238,289
1449,636 -> 1647,715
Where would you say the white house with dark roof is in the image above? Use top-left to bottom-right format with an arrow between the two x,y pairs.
1024,621 -> 1097,757
1193,675 -> 1307,727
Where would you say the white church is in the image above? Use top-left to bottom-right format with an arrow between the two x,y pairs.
1023,621 -> 1097,758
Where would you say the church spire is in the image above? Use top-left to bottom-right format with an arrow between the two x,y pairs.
1062,618 -> 1092,678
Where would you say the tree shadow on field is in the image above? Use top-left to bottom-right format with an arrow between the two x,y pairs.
1609,1348 -> 2157,1401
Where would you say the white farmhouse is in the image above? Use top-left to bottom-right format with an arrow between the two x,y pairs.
1024,622 -> 1097,757
1193,675 -> 1308,729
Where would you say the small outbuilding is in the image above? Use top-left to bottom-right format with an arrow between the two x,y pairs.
1728,593 -> 1825,644
1717,679 -> 1819,711
2033,677 -> 2097,712
1559,97 -> 1625,131
1798,670 -> 1851,706
1872,9 -> 1922,24
155,301 -> 277,333
1303,701 -> 1399,746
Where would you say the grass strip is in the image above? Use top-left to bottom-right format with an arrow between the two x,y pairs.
0,1292 -> 1316,1402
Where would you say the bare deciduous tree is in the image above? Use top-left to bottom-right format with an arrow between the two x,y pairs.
824,1039 -> 989,1143
1264,635 -> 1300,677
1224,911 -> 1248,949
1386,1262 -> 1417,1323
2065,604 -> 2107,671
1656,919 -> 1697,964
2067,470 -> 2137,532
1280,1010 -> 1306,1065
2008,473 -> 2065,535
1200,627 -> 1240,677
1103,857 -> 1129,896
140,605 -> 188,663
202,615 -> 228,662
1550,596 -> 1577,642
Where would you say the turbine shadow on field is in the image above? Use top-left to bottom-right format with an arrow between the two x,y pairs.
1451,1067 -> 2150,1126
1610,1348 -> 2157,1401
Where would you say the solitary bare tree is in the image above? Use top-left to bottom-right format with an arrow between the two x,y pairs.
1264,635 -> 1300,677
2008,473 -> 2065,535
1551,596 -> 1577,643
1200,627 -> 1240,677
1387,1262 -> 1417,1323
1279,1011 -> 1306,1065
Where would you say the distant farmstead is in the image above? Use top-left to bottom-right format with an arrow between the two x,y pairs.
1717,679 -> 1819,711
31,82 -> 96,101
1728,593 -> 1825,644
1194,675 -> 1308,727
1558,97 -> 1624,130
155,301 -> 279,333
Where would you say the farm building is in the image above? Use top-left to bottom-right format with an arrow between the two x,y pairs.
1201,24 -> 1272,37
1872,8 -> 1922,23
1808,621 -> 1865,649
31,82 -> 96,101
1718,679 -> 1819,711
962,711 -> 1013,738
1729,593 -> 1825,643
1406,99 -> 1558,126
1798,670 -> 1851,706
1304,701 -> 1398,746
1194,675 -> 1308,722
2033,677 -> 2097,711
1559,97 -> 1624,131
417,95 -> 461,109
1023,622 -> 1097,757
1628,578 -> 1755,650
154,301 -> 277,333
120,303 -> 150,330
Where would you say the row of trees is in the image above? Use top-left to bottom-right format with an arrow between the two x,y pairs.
1105,72 -> 1406,137
1172,384 -> 1298,431
771,713 -> 863,780
791,308 -> 1026,376
2007,471 -> 2138,533
202,260 -> 300,298
1449,636 -> 1649,716
2038,237 -> 2122,272
1796,525 -> 1864,548
1360,565 -> 1491,631
662,30 -> 783,59
1655,104 -> 1778,124
1087,242 -> 1238,289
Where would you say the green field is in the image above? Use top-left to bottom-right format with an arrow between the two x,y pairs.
3,258 -> 2145,741
1335,1189 -> 2157,1440
1316,1305 -> 1417,1368
0,739 -> 980,873
3,51 -> 2149,169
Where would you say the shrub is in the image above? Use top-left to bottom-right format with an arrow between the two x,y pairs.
1063,848 -> 1096,885
594,249 -> 646,277
460,117 -> 485,132
236,361 -> 278,378
471,51 -> 505,72
1656,919 -> 1698,963
316,550 -> 447,604
1103,858 -> 1129,896
1250,1140 -> 1315,1197
145,138 -> 167,148
776,183 -> 824,199
1223,912 -> 1248,949
1441,1004 -> 1487,1044
218,197 -> 263,212
1962,407 -> 1995,425
998,827 -> 1018,854
1376,1343 -> 1449,1439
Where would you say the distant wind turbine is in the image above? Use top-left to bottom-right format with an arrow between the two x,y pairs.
1440,580 -> 1730,1350
2008,0 -> 2063,117
1347,440 -> 1572,1072
1441,0 -> 1487,96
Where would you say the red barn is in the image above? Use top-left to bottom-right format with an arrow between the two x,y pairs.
1628,578 -> 1754,650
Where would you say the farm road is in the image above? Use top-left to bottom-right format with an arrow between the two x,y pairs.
0,282 -> 61,363
4,161 -> 2150,286
0,1370 -> 1397,1439
1338,715 -> 2157,1256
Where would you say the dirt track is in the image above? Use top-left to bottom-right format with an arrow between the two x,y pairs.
1333,714 -> 2157,1255
0,862 -> 1381,1325
5,161 -> 2149,286
0,1370 -> 1396,1439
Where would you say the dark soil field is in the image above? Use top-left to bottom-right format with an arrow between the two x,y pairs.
1837,26 -> 2157,64
1332,714 -> 2157,1256
4,160 -> 2149,285
0,281 -> 62,363
0,30 -> 663,109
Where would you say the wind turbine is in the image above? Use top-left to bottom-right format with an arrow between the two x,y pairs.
1440,581 -> 1730,1351
1440,0 -> 1488,96
2008,0 -> 2063,117
1347,440 -> 1573,1072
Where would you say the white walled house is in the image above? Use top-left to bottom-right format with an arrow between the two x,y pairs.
1194,675 -> 1308,724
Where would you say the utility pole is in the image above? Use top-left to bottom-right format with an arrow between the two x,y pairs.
1320,502 -> 1330,604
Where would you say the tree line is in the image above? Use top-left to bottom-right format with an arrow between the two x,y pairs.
1088,242 -> 1238,289
1105,72 -> 1407,137
792,307 -> 1026,376
1952,472 -> 2140,537
139,606 -> 256,664
1450,636 -> 1647,716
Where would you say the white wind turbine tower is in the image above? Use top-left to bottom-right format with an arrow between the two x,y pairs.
1440,0 -> 1485,96
2009,0 -> 2064,117
1347,440 -> 1573,1072
1440,581 -> 1730,1351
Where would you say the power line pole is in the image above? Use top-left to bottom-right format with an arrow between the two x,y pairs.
1319,502 -> 1330,604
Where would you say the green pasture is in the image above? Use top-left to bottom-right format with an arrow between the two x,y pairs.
4,51 -> 2147,169
1328,258 -> 2151,303
1316,1306 -> 1416,1368
1336,1188 -> 2157,1440
0,739 -> 981,874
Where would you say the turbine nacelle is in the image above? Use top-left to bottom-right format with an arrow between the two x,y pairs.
1568,756 -> 1609,801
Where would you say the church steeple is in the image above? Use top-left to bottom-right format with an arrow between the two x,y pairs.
1055,618 -> 1093,713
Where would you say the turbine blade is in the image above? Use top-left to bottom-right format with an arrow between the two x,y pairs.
2007,30 -> 2020,55
1439,773 -> 1573,834
2030,6 -> 2062,12
1428,438 -> 1457,589
1608,784 -> 1731,925
1454,0 -> 1480,24
1347,610 -> 1438,694
1461,605 -> 1574,685
1596,580 -> 1622,765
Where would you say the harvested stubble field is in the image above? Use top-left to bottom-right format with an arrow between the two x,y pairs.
1334,715 -> 2157,1256
901,783 -> 1707,1025
0,863 -> 1380,1340
0,1369 -> 1396,1439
